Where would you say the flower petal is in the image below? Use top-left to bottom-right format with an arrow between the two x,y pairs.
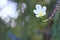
43,6 -> 47,11
35,14 -> 40,17
42,11 -> 46,16
36,4 -> 42,10
33,10 -> 39,14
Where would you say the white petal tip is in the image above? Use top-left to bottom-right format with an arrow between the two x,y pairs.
43,6 -> 47,11
35,15 -> 40,17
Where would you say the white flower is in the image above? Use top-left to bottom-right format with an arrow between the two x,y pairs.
33,4 -> 47,17
21,3 -> 27,13
0,0 -> 8,8
0,0 -> 19,24
21,3 -> 27,10
0,0 -> 20,28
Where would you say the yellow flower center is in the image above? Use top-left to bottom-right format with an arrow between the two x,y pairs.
38,11 -> 43,16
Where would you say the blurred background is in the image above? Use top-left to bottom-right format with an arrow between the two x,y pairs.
0,0 -> 60,40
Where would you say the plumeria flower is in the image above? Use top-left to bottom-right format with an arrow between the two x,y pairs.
33,4 -> 47,17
